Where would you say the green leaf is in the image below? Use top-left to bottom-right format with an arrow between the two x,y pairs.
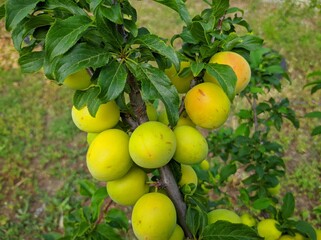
106,208 -> 129,230
312,126 -> 321,136
211,0 -> 230,18
191,62 -> 205,77
153,0 -> 191,25
95,10 -> 124,47
202,221 -> 262,240
234,34 -> 264,51
98,61 -> 128,102
91,187 -> 108,221
78,179 -> 97,197
305,111 -> 321,119
45,15 -> 92,61
134,34 -> 179,70
281,192 -> 295,219
55,43 -> 110,83
100,1 -> 123,24
18,51 -> 44,73
220,164 -> 236,182
189,21 -> 210,44
126,62 -> 179,126
95,224 -> 122,240
0,4 -> 5,20
5,0 -> 42,31
44,0 -> 87,16
73,86 -> 102,117
295,221 -> 317,240
186,205 -> 208,238
205,63 -> 237,101
252,198 -> 272,210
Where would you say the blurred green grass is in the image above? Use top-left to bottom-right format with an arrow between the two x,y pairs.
0,0 -> 321,238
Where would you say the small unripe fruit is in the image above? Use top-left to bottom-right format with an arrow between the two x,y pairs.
107,166 -> 149,206
185,82 -> 230,129
86,129 -> 132,181
72,101 -> 120,132
173,125 -> 208,165
204,51 -> 251,94
257,219 -> 282,240
129,121 -> 176,169
132,192 -> 177,240
268,183 -> 281,196
199,159 -> 210,171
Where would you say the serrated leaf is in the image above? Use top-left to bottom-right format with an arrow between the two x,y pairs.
252,198 -> 272,210
211,0 -> 230,18
106,208 -> 129,230
186,205 -> 208,238
0,4 -> 5,20
295,221 -> 317,240
5,0 -> 42,31
134,34 -> 179,70
153,0 -> 191,24
44,0 -> 87,16
100,1 -> 123,24
73,86 -> 102,117
78,179 -> 97,197
55,43 -> 110,83
305,111 -> 321,119
18,51 -> 44,73
234,34 -> 264,51
126,62 -> 179,126
189,21 -> 210,44
98,61 -> 128,102
91,187 -> 108,221
45,15 -> 92,61
95,10 -> 124,47
312,126 -> 321,136
202,221 -> 262,240
205,63 -> 237,101
190,62 -> 205,77
220,164 -> 236,182
281,192 -> 295,219
95,224 -> 122,240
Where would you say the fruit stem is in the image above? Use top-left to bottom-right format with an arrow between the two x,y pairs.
159,165 -> 193,239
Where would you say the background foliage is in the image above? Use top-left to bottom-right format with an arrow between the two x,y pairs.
0,0 -> 320,239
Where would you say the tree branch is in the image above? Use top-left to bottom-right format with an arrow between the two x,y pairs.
159,165 -> 193,239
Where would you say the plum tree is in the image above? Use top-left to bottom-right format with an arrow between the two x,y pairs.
3,0 -> 319,239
